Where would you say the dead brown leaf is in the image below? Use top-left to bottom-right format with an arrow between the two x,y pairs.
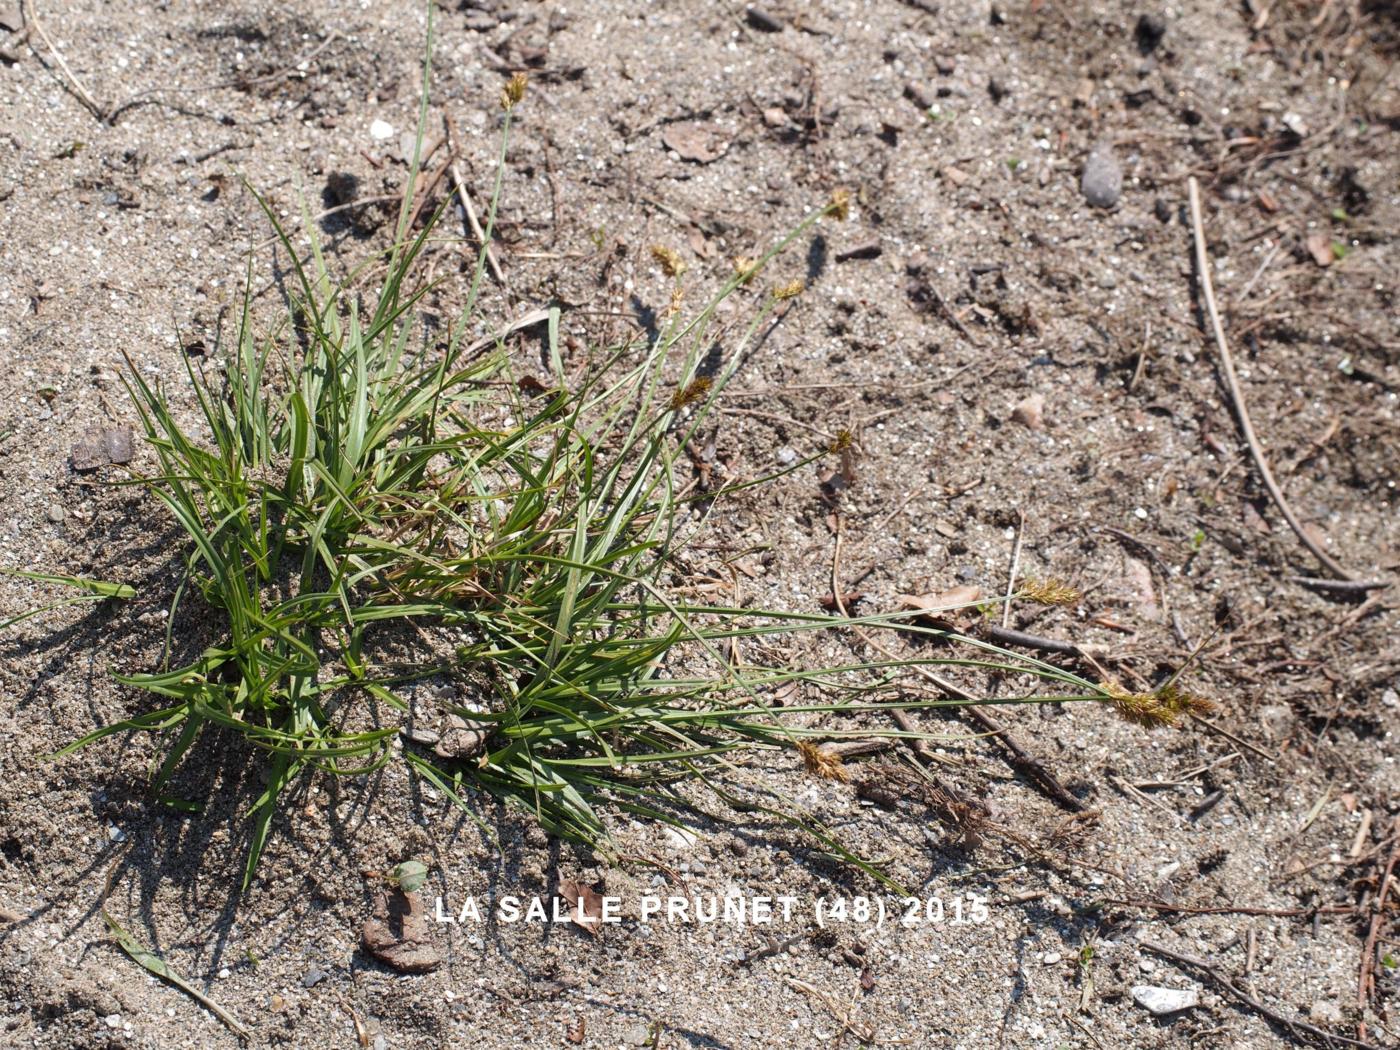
361,889 -> 441,973
662,121 -> 730,163
686,226 -> 714,258
1305,231 -> 1333,267
895,585 -> 982,624
770,680 -> 800,706
565,1016 -> 586,1044
1011,393 -> 1046,430
818,589 -> 865,611
432,713 -> 494,761
558,879 -> 604,938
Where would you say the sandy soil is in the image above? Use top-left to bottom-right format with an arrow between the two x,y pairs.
2,1 -> 1398,1047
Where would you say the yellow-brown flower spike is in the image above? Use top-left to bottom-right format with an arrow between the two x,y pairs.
732,256 -> 758,284
827,188 -> 851,222
828,430 -> 854,453
669,376 -> 712,411
500,72 -> 528,111
772,278 -> 804,300
1018,578 -> 1080,607
650,244 -> 687,278
664,286 -> 685,318
1108,683 -> 1216,728
798,741 -> 849,782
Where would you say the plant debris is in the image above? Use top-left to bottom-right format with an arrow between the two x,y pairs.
361,889 -> 441,973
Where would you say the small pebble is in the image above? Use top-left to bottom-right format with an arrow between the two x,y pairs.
1043,951 -> 1062,965
103,428 -> 133,467
369,119 -> 395,142
1258,704 -> 1293,739
1011,393 -> 1046,430
744,5 -> 785,32
302,968 -> 326,988
1310,1000 -> 1343,1025
46,504 -> 65,523
104,1015 -> 121,1029
1081,141 -> 1123,208
218,967 -> 230,979
1135,13 -> 1167,53
1132,984 -> 1198,1015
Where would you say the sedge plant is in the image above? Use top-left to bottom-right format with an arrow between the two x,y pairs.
6,34 -> 1209,893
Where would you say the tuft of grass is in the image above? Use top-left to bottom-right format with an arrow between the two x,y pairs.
7,22 -> 1199,894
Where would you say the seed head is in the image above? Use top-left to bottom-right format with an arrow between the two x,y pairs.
829,430 -> 854,453
772,278 -> 804,300
669,376 -> 712,411
798,741 -> 849,782
650,244 -> 687,278
1107,683 -> 1216,728
1018,577 -> 1080,606
499,72 -> 528,111
732,256 -> 759,284
665,286 -> 685,318
827,188 -> 851,221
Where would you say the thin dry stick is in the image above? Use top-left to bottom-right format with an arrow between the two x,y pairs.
924,278 -> 978,345
720,407 -> 838,443
105,30 -> 342,124
1187,176 -> 1375,584
830,515 -> 1084,811
460,307 -> 552,358
1127,320 -> 1151,392
1110,898 -> 1353,918
830,514 -> 953,772
1002,509 -> 1024,629
1357,819 -> 1400,1041
449,160 -> 506,286
959,695 -> 1088,812
1188,711 -> 1276,763
784,977 -> 876,1044
1141,939 -> 1385,1050
23,0 -> 106,120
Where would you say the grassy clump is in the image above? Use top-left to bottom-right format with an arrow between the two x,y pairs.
10,60 -> 1173,893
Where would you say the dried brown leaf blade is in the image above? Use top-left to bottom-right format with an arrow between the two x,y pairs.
661,121 -> 730,163
558,879 -> 605,937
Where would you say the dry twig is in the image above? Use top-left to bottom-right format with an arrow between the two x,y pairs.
23,0 -> 106,120
1187,177 -> 1378,586
1141,939 -> 1385,1050
1356,818 -> 1400,1042
449,160 -> 506,286
829,515 -> 1085,813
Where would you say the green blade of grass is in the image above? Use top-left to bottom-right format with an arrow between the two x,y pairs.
102,910 -> 250,1040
